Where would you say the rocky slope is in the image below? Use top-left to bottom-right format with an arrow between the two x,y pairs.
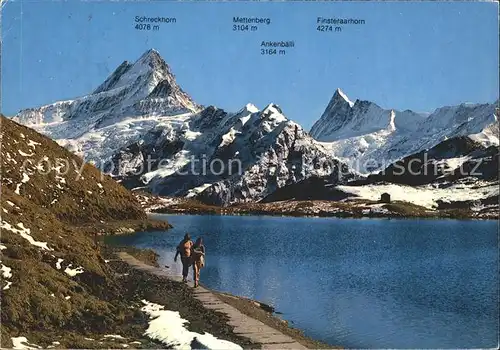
311,89 -> 498,173
12,49 -> 498,208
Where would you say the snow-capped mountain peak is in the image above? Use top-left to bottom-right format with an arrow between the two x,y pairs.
310,89 -> 394,141
262,103 -> 283,115
239,103 -> 260,114
334,88 -> 355,107
12,50 -> 497,204
93,48 -> 197,109
14,49 -> 200,129
310,89 -> 497,173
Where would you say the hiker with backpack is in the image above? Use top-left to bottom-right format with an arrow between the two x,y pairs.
174,233 -> 194,283
191,237 -> 206,288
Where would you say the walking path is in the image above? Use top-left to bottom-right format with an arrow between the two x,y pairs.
118,252 -> 307,349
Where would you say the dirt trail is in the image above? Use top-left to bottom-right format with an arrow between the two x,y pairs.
118,252 -> 307,349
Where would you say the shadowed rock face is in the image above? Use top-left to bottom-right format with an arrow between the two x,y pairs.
190,110 -> 352,207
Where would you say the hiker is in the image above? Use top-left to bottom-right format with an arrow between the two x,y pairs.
174,233 -> 193,283
191,237 -> 206,288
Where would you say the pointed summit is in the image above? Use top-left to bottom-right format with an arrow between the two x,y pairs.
139,48 -> 161,59
135,48 -> 166,70
93,49 -> 175,98
90,49 -> 200,113
237,103 -> 259,115
15,49 -> 200,127
332,88 -> 355,107
310,89 -> 356,139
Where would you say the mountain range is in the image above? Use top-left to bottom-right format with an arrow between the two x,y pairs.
13,49 -> 499,208
311,88 -> 498,173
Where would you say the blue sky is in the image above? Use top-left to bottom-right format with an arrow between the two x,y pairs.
2,1 -> 498,129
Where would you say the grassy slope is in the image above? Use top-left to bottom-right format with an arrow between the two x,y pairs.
0,116 -> 155,347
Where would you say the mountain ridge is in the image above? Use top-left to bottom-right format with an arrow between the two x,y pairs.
311,89 -> 498,173
12,49 -> 498,204
14,48 -> 200,128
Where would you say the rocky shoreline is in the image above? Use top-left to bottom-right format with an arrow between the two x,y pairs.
102,242 -> 334,349
136,193 -> 498,220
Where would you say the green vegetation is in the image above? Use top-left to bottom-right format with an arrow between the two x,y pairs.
0,116 -> 163,347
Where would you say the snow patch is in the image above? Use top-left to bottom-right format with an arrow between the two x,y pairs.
18,150 -> 34,157
183,129 -> 202,141
141,300 -> 242,349
4,281 -> 13,290
186,184 -> 212,198
104,335 -> 127,340
1,263 -> 12,278
64,265 -> 84,277
434,156 -> 470,170
46,341 -> 61,349
55,258 -> 64,270
0,221 -> 52,250
219,127 -> 239,148
14,173 -> 30,195
336,88 -> 355,107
